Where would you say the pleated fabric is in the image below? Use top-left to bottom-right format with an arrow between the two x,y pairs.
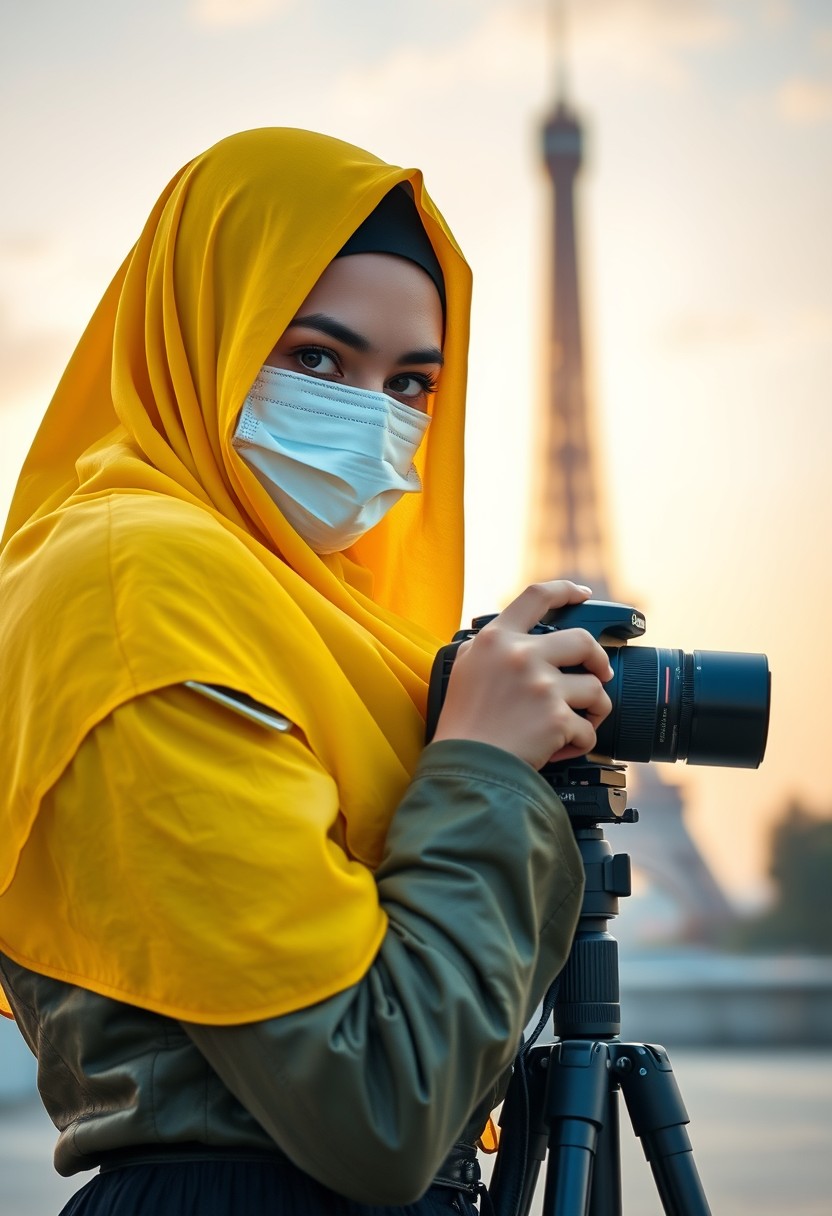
58,1156 -> 477,1216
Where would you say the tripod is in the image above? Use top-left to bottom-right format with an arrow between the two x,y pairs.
487,763 -> 712,1216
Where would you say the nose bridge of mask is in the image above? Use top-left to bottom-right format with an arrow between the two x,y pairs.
245,366 -> 429,473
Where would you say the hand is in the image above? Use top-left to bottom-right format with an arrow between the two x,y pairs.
431,581 -> 614,770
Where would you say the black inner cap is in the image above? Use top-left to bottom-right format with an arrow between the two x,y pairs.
335,185 -> 446,313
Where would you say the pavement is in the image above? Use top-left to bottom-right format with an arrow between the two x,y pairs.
2,1049 -> 830,1216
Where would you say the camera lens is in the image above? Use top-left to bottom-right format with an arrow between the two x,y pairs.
595,646 -> 771,768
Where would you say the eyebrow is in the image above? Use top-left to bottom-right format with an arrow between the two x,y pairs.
398,346 -> 444,368
288,313 -> 444,367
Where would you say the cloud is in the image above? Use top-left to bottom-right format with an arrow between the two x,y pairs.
570,0 -> 736,48
332,7 -> 541,115
660,311 -> 760,350
569,0 -> 737,86
501,0 -> 738,88
790,308 -> 832,344
0,296 -> 73,410
0,234 -> 59,266
334,0 -> 737,118
660,307 -> 832,352
0,330 -> 71,408
775,76 -> 832,124
761,0 -> 793,29
813,27 -> 832,55
188,0 -> 295,29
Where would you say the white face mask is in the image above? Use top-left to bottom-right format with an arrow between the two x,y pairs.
232,366 -> 431,554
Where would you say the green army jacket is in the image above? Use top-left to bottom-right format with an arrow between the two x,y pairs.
0,739 -> 583,1206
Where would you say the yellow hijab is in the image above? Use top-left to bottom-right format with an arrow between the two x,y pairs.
0,128 -> 471,1021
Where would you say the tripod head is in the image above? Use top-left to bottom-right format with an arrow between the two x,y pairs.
539,757 -> 636,828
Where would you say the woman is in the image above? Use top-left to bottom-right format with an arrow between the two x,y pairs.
0,128 -> 612,1214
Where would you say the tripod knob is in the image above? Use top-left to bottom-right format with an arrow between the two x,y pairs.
603,854 -> 631,897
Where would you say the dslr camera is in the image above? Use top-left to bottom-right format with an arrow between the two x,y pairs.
427,600 -> 771,821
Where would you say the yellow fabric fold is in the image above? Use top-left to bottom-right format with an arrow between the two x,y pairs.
0,128 -> 471,1021
3,688 -> 390,1023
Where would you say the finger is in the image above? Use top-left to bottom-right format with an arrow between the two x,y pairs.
559,674 -> 612,722
488,580 -> 592,635
548,739 -> 597,764
552,712 -> 598,760
536,628 -> 613,681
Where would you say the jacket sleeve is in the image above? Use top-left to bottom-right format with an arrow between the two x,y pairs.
183,737 -> 584,1204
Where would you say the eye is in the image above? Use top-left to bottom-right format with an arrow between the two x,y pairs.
295,347 -> 339,376
386,373 -> 439,403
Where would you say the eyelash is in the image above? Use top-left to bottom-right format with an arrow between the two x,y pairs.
397,374 -> 439,395
292,347 -> 439,395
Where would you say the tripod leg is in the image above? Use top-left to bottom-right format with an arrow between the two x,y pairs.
542,1040 -> 612,1216
488,1046 -> 551,1216
587,1088 -> 622,1216
611,1043 -> 712,1216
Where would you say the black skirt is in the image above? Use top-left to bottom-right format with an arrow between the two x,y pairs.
57,1148 -> 480,1216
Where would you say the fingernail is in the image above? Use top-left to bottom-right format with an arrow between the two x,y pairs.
577,585 -> 592,594
607,665 -> 615,679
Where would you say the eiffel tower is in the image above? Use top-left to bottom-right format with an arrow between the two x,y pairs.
527,3 -> 735,942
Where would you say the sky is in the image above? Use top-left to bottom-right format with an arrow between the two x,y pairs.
2,0 -> 831,902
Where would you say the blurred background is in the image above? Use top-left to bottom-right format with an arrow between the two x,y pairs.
2,1 -> 831,1212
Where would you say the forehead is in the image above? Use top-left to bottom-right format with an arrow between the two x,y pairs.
295,253 -> 443,347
